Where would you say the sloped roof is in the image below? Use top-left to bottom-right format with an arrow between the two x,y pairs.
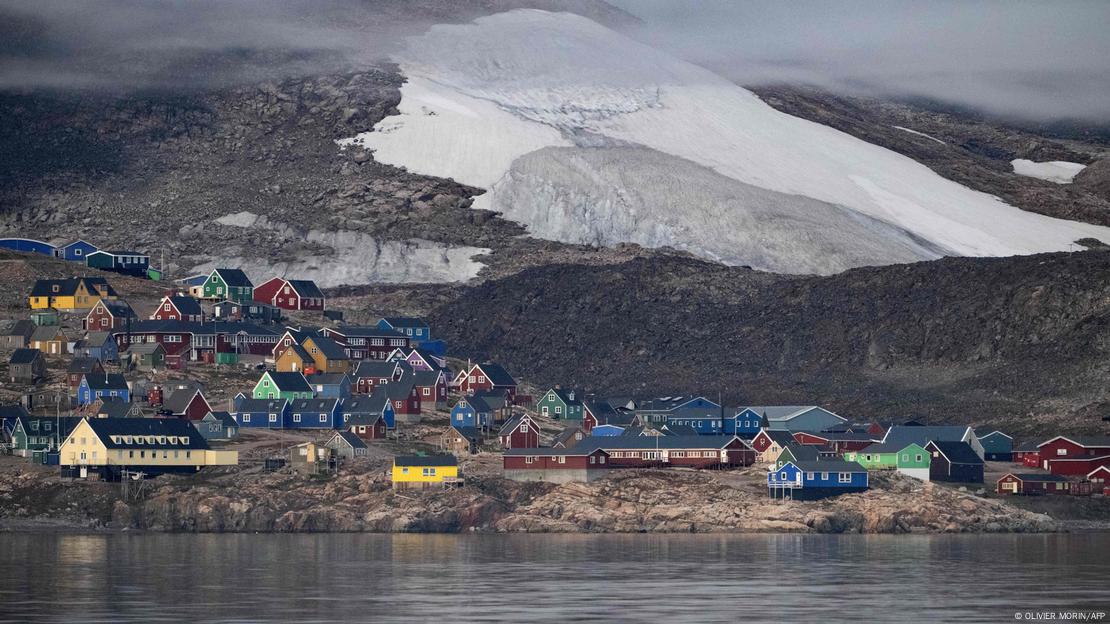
380,317 -> 428,329
264,372 -> 311,393
928,441 -> 984,465
166,295 -> 204,317
882,425 -> 972,448
86,417 -> 209,450
289,398 -> 340,413
1004,473 -> 1070,483
394,454 -> 457,467
305,335 -> 349,360
163,389 -> 207,415
330,430 -> 367,449
352,360 -> 400,379
213,268 -> 253,288
1038,436 -> 1110,449
83,373 -> 128,391
781,443 -> 821,462
662,424 -> 699,436
789,459 -> 867,473
447,425 -> 483,441
30,325 -> 64,343
758,430 -> 796,446
234,398 -> 288,414
287,280 -> 324,299
331,325 -> 406,339
126,342 -> 165,355
456,395 -> 492,414
205,411 -> 238,428
3,320 -> 34,337
578,435 -> 743,452
97,299 -> 136,317
471,389 -> 508,410
413,370 -> 444,387
306,372 -> 350,386
474,362 -> 516,386
553,425 -> 586,448
342,394 -> 390,416
9,348 -> 41,364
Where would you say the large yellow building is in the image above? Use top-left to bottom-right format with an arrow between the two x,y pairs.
275,335 -> 350,374
60,417 -> 237,479
29,277 -> 118,311
391,455 -> 461,489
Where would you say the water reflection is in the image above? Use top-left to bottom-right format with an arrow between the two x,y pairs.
0,533 -> 1106,623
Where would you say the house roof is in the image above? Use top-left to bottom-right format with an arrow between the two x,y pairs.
330,325 -> 406,339
757,430 -> 797,446
1037,436 -> 1110,449
234,398 -> 288,414
85,417 -> 209,450
352,360 -> 400,379
9,348 -> 41,364
305,335 -> 349,360
578,435 -> 745,452
204,411 -> 238,428
781,443 -> 821,462
858,441 -> 923,454
213,268 -> 253,288
738,405 -> 846,424
553,426 -> 586,447
96,400 -> 142,419
474,363 -> 516,387
456,395 -> 492,413
788,459 -> 867,473
126,342 -> 165,355
83,373 -> 128,390
809,431 -> 877,442
927,441 -> 984,465
1013,441 -> 1040,452
447,425 -> 483,441
505,447 -> 605,457
331,430 -> 367,449
881,425 -> 972,448
584,399 -> 619,422
287,280 -> 324,299
31,277 -> 118,298
976,430 -> 1013,441
163,389 -> 206,415
306,372 -> 350,386
662,424 -> 699,436
385,377 -> 417,401
1002,473 -> 1070,483
636,396 -> 719,413
30,325 -> 63,343
394,454 -> 457,467
413,370 -> 444,387
498,414 -> 536,436
380,317 -> 428,329
471,389 -> 509,410
96,299 -> 136,318
3,319 -> 34,337
166,295 -> 204,317
289,398 -> 340,413
342,394 -> 390,416
263,372 -> 311,393
546,388 -> 583,406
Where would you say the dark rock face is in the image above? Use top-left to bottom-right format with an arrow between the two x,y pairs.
749,85 -> 1110,227
428,251 -> 1110,436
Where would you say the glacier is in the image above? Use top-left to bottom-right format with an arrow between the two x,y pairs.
340,9 -> 1110,274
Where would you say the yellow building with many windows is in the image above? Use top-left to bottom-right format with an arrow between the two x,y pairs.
391,455 -> 461,489
60,417 -> 237,479
29,277 -> 118,311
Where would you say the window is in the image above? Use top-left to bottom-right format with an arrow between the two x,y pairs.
319,414 -> 327,423
401,467 -> 409,474
525,456 -> 535,464
589,456 -> 596,464
541,406 -> 549,416
839,473 -> 851,483
822,472 -> 829,480
915,454 -> 923,462
779,472 -> 787,480
1057,448 -> 1067,456
293,414 -> 301,423
423,388 -> 431,396
558,456 -> 565,464
242,414 -> 251,422
902,454 -> 908,462
599,456 -> 606,464
477,376 -> 486,383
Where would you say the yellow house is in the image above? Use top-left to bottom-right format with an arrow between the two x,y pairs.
275,343 -> 314,373
300,335 -> 351,374
391,455 -> 461,490
60,417 -> 237,479
29,277 -> 118,311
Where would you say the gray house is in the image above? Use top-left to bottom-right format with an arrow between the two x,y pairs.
1,320 -> 35,350
325,430 -> 368,459
8,348 -> 45,384
193,411 -> 240,442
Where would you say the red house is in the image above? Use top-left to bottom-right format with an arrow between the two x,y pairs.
793,431 -> 876,454
503,447 -> 610,483
1037,436 -> 1110,475
350,360 -> 405,395
414,369 -> 448,409
453,362 -> 517,402
320,326 -> 409,360
996,473 -> 1074,495
84,299 -> 136,331
499,414 -> 540,450
162,388 -> 212,421
254,278 -> 326,312
581,436 -> 754,469
385,377 -> 421,421
150,295 -> 204,323
1087,466 -> 1110,495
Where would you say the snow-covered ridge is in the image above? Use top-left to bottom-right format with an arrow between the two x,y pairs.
1011,159 -> 1087,184
340,9 -> 1110,274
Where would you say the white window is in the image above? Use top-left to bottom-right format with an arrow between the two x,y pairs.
243,414 -> 251,422
807,472 -> 815,480
477,376 -> 486,383
839,473 -> 851,483
319,413 -> 327,422
519,424 -> 528,433
558,456 -> 565,464
599,456 -> 605,464
525,456 -> 534,464
1057,448 -> 1067,456
423,388 -> 430,396
822,472 -> 830,480
293,414 -> 301,423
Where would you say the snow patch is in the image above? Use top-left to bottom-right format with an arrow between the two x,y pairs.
1011,159 -> 1087,184
339,10 -> 1110,272
892,126 -> 946,145
207,213 -> 488,286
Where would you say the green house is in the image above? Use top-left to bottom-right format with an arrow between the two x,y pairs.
845,442 -> 904,470
10,416 -> 83,457
201,268 -> 254,304
894,443 -> 931,480
252,371 -> 313,401
536,388 -> 584,420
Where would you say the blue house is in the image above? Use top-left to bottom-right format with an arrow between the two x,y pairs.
767,460 -> 869,500
59,240 -> 98,262
634,396 -> 721,427
287,398 -> 342,429
231,397 -> 290,429
377,317 -> 431,344
76,373 -> 130,406
306,373 -> 352,400
85,250 -> 150,277
976,430 -> 1014,461
731,408 -> 767,438
72,331 -> 117,363
451,396 -> 493,430
340,393 -> 396,430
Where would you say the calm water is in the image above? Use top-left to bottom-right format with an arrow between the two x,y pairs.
0,532 -> 1106,623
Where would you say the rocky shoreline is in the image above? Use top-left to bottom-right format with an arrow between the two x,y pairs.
0,458 -> 1066,535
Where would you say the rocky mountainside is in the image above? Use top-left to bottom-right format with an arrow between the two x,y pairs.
427,250 -> 1110,437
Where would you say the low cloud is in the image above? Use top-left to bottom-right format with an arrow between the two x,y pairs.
610,0 -> 1110,122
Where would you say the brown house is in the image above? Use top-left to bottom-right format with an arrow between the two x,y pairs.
8,348 -> 45,384
997,473 -> 1074,495
503,447 -> 611,483
29,325 -> 68,355
83,299 -> 136,331
67,357 -> 105,391
441,425 -> 482,455
2,320 -> 35,350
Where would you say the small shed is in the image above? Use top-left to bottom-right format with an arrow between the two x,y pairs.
325,431 -> 368,459
193,411 -> 240,442
997,473 -> 1073,495
8,348 -> 45,384
441,425 -> 482,455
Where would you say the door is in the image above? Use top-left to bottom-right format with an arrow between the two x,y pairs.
79,466 -> 87,478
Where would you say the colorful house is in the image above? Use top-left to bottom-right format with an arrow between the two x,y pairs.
498,414 -> 540,450
503,447 -> 610,483
0,238 -> 55,256
894,443 -> 931,481
59,240 -> 97,262
84,299 -> 136,331
150,295 -> 205,323
231,398 -> 290,429
536,387 -> 584,420
1035,436 -> 1110,476
926,441 -> 985,483
634,396 -> 722,428
441,425 -> 483,455
552,425 -> 588,449
1086,466 -> 1110,495
880,425 -> 985,459
731,408 -> 767,438
976,430 -> 1014,461
10,416 -> 83,456
162,388 -> 212,421
342,394 -> 394,439
774,442 -> 821,470
29,277 -> 117,311
413,370 -> 448,409
77,373 -> 130,406
388,347 -> 447,373
319,326 -> 410,361
350,360 -> 405,395
391,455 -> 461,490
287,398 -> 342,429
59,417 -> 237,479
2,319 -> 34,349
996,473 -> 1074,495
767,460 -> 869,500
124,342 -> 166,372
29,325 -> 68,355
453,362 -> 517,401
451,396 -> 494,430
85,250 -> 150,277
575,435 -> 755,469
252,371 -> 312,401
738,405 -> 847,433
193,412 -> 240,442
253,278 -> 326,311
325,431 -> 368,460
200,268 -> 254,304
750,429 -> 797,463
9,348 -> 45,384
307,372 -> 352,399
844,442 -> 904,470
377,317 -> 430,343
72,331 -> 117,362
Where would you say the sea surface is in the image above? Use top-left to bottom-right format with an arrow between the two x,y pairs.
0,532 -> 1106,623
